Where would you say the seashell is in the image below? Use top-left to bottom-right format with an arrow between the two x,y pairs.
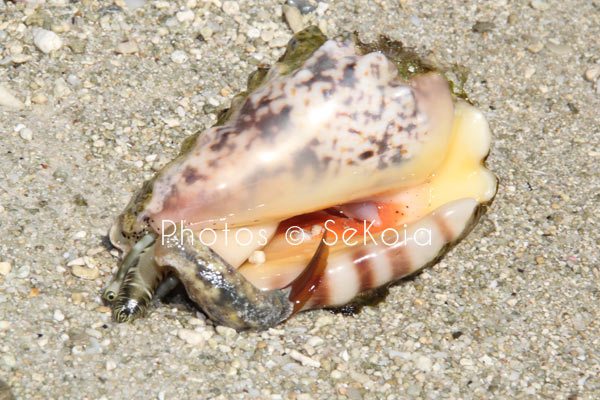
104,27 -> 497,330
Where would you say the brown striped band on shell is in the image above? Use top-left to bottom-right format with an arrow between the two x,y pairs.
288,198 -> 485,311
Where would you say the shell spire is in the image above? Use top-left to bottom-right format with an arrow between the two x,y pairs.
143,38 -> 454,230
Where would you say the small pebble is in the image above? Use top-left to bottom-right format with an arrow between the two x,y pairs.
19,128 -> 33,141
472,21 -> 494,33
222,1 -> 240,15
307,336 -> 324,347
303,343 -> 315,356
163,117 -> 180,127
0,321 -> 10,331
546,42 -> 570,55
71,292 -> 84,303
86,328 -> 102,339
116,40 -> 139,54
10,54 -> 33,64
188,317 -> 205,326
0,262 -> 11,276
124,0 -> 146,9
31,93 -> 48,104
216,325 -> 237,338
315,315 -> 333,327
8,43 -> 22,55
269,36 -> 290,48
0,85 -> 24,109
416,355 -> 432,372
106,359 -> 117,371
345,388 -> 362,400
68,38 -> 87,54
53,78 -> 71,98
572,314 -> 586,331
51,20 -> 71,34
2,354 -> 16,368
53,309 -> 65,322
67,257 -> 86,267
71,265 -> 100,280
176,10 -> 195,22
220,87 -> 233,97
584,65 -> 600,82
407,384 -> 421,396
524,66 -> 536,79
460,358 -> 474,366
289,349 -> 320,368
261,30 -> 274,42
527,41 -> 544,53
15,265 -> 30,279
480,355 -> 493,365
171,50 -> 188,64
199,26 -> 213,39
86,247 -> 105,256
268,328 -> 285,336
33,28 -> 63,53
177,329 -> 205,346
218,344 -> 232,353
530,0 -> 550,10
315,2 -> 329,16
0,379 -> 13,400
287,0 -> 316,14
283,4 -> 304,33
247,27 -> 260,39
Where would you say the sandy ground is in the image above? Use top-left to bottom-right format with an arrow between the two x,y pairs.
0,0 -> 599,399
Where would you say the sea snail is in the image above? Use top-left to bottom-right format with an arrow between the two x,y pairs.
103,27 -> 497,330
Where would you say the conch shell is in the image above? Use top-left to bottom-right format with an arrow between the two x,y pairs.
104,27 -> 497,330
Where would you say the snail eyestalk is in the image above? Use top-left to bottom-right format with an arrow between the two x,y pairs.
154,274 -> 180,302
112,243 -> 164,323
103,233 -> 156,303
